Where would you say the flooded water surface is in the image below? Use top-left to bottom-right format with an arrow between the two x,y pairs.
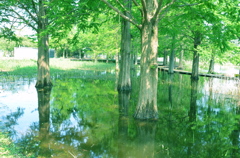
0,71 -> 239,158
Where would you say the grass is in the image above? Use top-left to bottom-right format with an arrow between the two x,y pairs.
0,58 -> 116,79
0,132 -> 29,158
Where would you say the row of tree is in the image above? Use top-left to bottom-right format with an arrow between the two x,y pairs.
0,0 -> 239,119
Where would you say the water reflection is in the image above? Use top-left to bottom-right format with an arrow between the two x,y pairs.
0,71 -> 240,157
37,87 -> 52,157
187,79 -> 198,157
118,91 -> 130,157
118,91 -> 157,158
230,106 -> 240,158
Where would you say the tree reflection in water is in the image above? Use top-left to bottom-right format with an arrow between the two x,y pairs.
1,72 -> 240,157
187,79 -> 198,157
230,106 -> 240,158
117,91 -> 157,158
37,87 -> 52,157
118,91 -> 131,157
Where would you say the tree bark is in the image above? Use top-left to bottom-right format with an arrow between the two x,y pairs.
35,0 -> 52,88
134,3 -> 159,119
191,31 -> 201,80
117,0 -> 132,91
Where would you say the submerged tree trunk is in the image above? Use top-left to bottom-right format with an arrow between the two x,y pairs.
118,0 -> 131,91
35,0 -> 52,88
134,3 -> 159,119
191,31 -> 201,80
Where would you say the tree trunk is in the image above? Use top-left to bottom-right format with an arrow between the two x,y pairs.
178,49 -> 184,69
134,9 -> 159,120
191,50 -> 199,80
35,0 -> 52,88
117,0 -> 131,91
208,50 -> 215,74
169,50 -> 175,73
163,49 -> 168,66
191,31 -> 201,80
169,35 -> 176,74
115,52 -> 120,71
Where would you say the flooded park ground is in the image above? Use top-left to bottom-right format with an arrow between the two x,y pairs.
0,59 -> 240,158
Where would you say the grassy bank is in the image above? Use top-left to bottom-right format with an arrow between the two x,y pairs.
0,58 -> 116,78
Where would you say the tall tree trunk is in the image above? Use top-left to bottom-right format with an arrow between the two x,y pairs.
169,50 -> 175,73
134,4 -> 159,119
163,49 -> 168,66
169,34 -> 176,74
178,49 -> 184,69
208,50 -> 215,74
115,52 -> 120,71
117,0 -> 131,91
35,0 -> 52,88
191,31 -> 201,80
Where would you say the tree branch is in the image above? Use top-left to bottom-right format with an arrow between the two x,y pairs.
153,0 -> 163,20
100,0 -> 141,29
115,0 -> 131,16
177,2 -> 200,7
132,0 -> 140,7
9,7 -> 37,31
141,0 -> 147,19
17,1 -> 39,24
159,0 -> 175,13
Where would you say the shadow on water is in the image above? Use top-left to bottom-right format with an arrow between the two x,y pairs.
0,71 -> 240,157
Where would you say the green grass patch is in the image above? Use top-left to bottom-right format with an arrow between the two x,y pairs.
0,58 -> 115,78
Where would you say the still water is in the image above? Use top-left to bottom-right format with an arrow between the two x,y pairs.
0,71 -> 239,158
